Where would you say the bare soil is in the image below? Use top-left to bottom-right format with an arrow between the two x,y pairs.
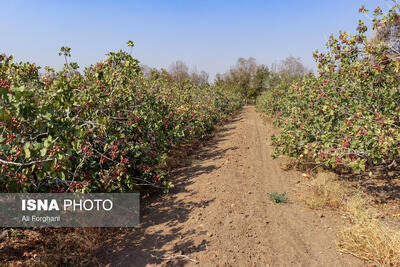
100,106 -> 364,266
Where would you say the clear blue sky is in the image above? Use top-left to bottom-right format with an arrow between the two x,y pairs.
1,0 -> 386,78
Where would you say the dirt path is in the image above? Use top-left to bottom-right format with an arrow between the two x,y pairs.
100,106 -> 363,266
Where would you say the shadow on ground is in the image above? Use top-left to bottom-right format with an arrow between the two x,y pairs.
96,115 -> 242,266
340,167 -> 400,212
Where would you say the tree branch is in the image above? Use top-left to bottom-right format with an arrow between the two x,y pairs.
0,158 -> 53,167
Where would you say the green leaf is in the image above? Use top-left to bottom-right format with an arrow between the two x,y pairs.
24,143 -> 31,159
360,164 -> 365,172
40,147 -> 47,157
24,148 -> 31,159
44,139 -> 49,148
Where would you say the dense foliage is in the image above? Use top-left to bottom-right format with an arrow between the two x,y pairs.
0,45 -> 242,193
215,57 -> 272,101
257,4 -> 400,174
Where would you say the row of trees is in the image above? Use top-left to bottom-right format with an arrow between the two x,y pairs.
0,46 -> 243,193
141,61 -> 209,87
256,3 -> 400,174
215,56 -> 310,101
143,56 -> 310,101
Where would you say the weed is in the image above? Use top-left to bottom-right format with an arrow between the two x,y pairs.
268,192 -> 287,203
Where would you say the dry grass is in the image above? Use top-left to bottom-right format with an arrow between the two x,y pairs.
302,171 -> 400,266
338,193 -> 400,266
301,172 -> 350,210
